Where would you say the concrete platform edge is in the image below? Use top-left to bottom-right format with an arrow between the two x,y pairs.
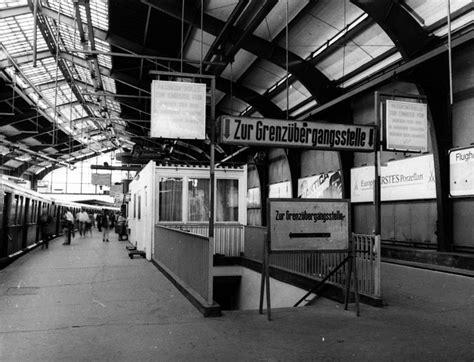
150,259 -> 222,317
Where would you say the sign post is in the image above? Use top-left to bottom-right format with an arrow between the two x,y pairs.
259,199 -> 359,319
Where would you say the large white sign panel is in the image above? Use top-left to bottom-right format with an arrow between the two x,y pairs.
219,116 -> 375,152
91,173 -> 111,186
268,181 -> 292,198
385,100 -> 428,152
449,146 -> 474,197
150,80 -> 206,139
351,154 -> 436,202
298,171 -> 342,199
268,199 -> 350,251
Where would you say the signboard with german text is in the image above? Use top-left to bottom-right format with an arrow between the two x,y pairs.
350,154 -> 436,202
91,173 -> 111,186
150,80 -> 206,139
268,199 -> 350,251
449,146 -> 474,197
219,116 -> 375,152
385,99 -> 428,153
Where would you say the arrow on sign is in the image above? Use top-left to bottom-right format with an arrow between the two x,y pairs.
289,232 -> 331,238
224,118 -> 230,139
368,128 -> 374,148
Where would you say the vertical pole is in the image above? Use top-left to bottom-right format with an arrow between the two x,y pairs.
265,236 -> 271,321
373,234 -> 381,298
374,93 -> 382,236
352,237 -> 360,317
259,232 -> 267,314
32,0 -> 38,67
208,77 -> 216,305
446,0 -> 453,106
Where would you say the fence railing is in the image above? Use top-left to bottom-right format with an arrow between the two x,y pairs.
154,225 -> 212,304
159,223 -> 243,256
243,227 -> 381,299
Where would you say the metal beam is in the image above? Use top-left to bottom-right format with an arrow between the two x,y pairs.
143,0 -> 336,104
0,5 -> 30,18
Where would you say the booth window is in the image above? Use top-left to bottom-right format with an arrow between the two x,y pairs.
188,178 -> 209,222
216,179 -> 239,222
159,177 -> 183,221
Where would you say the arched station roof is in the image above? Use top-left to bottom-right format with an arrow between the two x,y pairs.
0,0 -> 472,179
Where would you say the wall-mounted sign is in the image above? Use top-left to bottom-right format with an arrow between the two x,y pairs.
350,154 -> 436,203
298,171 -> 342,199
150,80 -> 206,139
449,146 -> 474,197
91,173 -> 111,186
268,181 -> 292,198
385,99 -> 428,153
268,199 -> 350,251
219,116 -> 375,152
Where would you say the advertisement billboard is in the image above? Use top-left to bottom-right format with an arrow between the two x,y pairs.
351,154 -> 436,202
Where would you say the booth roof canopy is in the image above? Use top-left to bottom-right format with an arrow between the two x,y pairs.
0,0 -> 471,179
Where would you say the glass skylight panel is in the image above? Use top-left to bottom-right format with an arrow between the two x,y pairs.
0,0 -> 27,8
89,0 -> 109,30
433,11 -> 474,37
271,86 -> 308,111
241,59 -> 287,95
0,14 -> 49,57
46,0 -> 75,21
102,76 -> 116,93
340,52 -> 402,88
72,63 -> 93,85
206,0 -> 239,21
293,99 -> 318,119
20,57 -> 64,86
55,22 -> 82,51
253,0 -> 307,42
405,0 -> 469,27
184,29 -> 215,62
105,98 -> 121,114
220,49 -> 258,81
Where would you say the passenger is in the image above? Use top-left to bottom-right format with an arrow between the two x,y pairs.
102,211 -> 110,242
117,213 -> 127,240
77,208 -> 89,237
39,210 -> 54,249
96,213 -> 103,232
62,209 -> 74,245
84,213 -> 93,236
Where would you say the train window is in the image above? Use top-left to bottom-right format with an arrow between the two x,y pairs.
159,177 -> 183,221
188,178 -> 209,222
216,179 -> 239,222
138,195 -> 141,220
133,194 -> 136,218
12,195 -> 19,225
18,196 -> 24,225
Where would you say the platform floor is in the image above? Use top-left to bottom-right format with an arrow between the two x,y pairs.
1,230 -> 473,361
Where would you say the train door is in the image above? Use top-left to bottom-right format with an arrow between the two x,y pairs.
0,192 -> 11,258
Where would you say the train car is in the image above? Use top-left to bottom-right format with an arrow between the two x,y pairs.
0,178 -> 119,268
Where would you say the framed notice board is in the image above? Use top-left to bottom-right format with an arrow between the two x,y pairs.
267,198 -> 350,252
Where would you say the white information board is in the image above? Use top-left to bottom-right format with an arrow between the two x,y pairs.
385,100 -> 428,152
91,173 -> 111,186
150,80 -> 206,139
350,154 -> 436,202
268,199 -> 350,251
449,146 -> 474,197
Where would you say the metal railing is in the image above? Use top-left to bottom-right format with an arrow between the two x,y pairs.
159,223 -> 244,256
243,227 -> 381,299
154,225 -> 212,304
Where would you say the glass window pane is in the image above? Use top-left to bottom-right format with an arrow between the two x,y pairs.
160,177 -> 183,221
216,179 -> 239,222
188,178 -> 209,222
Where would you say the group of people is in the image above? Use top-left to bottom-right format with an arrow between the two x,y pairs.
39,208 -> 127,247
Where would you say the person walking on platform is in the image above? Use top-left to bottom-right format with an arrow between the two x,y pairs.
102,211 -> 110,242
77,208 -> 89,237
62,209 -> 74,245
39,210 -> 54,249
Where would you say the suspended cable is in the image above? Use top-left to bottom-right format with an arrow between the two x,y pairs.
52,1 -> 62,148
200,0 -> 203,74
285,0 -> 289,120
181,0 -> 185,73
447,0 -> 453,105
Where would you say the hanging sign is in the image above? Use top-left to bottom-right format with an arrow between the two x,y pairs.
91,173 -> 111,186
219,116 -> 375,152
150,80 -> 206,139
268,199 -> 350,251
384,99 -> 428,153
449,146 -> 474,197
